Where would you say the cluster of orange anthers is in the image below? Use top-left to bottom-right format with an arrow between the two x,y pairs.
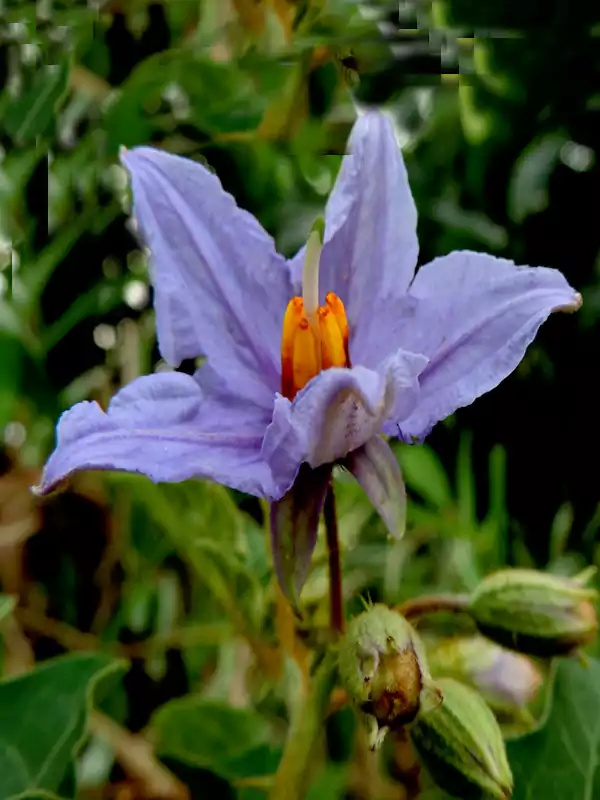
281,292 -> 350,400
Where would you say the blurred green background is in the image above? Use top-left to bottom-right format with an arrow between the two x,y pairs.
0,1 -> 599,799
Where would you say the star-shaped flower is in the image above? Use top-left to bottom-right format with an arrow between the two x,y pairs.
36,111 -> 580,603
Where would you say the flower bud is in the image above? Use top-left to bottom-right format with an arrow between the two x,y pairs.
410,678 -> 513,800
467,568 -> 598,657
337,603 -> 442,750
425,635 -> 542,712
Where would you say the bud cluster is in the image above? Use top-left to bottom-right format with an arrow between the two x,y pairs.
337,566 -> 598,798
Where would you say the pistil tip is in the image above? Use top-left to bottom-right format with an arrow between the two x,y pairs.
310,215 -> 326,244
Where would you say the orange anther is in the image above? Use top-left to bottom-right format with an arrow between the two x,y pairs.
318,306 -> 347,371
280,292 -> 350,400
326,292 -> 350,363
281,297 -> 306,401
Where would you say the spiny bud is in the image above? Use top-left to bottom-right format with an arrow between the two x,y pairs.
410,678 -> 513,800
425,636 -> 542,736
337,603 -> 441,750
467,568 -> 598,657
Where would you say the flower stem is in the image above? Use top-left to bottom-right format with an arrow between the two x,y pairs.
391,728 -> 421,800
269,651 -> 337,800
324,484 -> 344,635
396,593 -> 470,621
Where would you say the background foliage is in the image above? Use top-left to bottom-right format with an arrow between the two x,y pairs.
0,1 -> 599,799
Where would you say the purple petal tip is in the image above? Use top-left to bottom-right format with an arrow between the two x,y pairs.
554,291 -> 582,314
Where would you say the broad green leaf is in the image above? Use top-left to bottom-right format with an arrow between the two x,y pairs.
114,474 -> 246,552
150,697 -> 274,781
0,653 -> 125,800
3,58 -> 71,145
508,658 -> 600,799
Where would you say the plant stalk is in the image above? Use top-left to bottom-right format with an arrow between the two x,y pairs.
397,593 -> 470,621
324,485 -> 344,635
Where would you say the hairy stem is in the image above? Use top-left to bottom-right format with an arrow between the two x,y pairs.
324,485 -> 344,635
269,651 -> 337,800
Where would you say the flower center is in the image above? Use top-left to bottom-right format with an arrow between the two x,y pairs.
281,292 -> 350,400
280,219 -> 350,400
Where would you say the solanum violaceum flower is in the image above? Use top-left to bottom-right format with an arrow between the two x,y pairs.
36,110 -> 581,605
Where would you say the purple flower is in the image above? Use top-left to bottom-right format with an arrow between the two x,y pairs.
36,111 -> 580,602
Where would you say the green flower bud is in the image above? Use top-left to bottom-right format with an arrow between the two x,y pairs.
337,603 -> 442,750
425,636 -> 542,736
410,678 -> 513,800
467,568 -> 598,657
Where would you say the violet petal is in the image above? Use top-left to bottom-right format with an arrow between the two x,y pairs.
122,147 -> 292,409
263,350 -> 425,496
35,372 -> 274,498
345,435 -> 406,539
394,251 -> 581,441
288,111 -> 418,368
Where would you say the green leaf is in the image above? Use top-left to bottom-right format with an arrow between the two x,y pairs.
458,80 -> 493,145
306,764 -> 348,799
549,503 -> 575,562
0,653 -> 125,800
0,335 -> 22,428
0,144 -> 46,242
398,443 -> 453,509
507,658 -> 600,799
508,133 -> 568,224
432,191 -> 508,250
109,474 -> 266,632
0,595 -> 16,625
3,58 -> 71,145
104,50 -> 265,154
150,697 -> 274,781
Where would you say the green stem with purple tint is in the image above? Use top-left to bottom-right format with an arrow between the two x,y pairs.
324,484 -> 344,635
